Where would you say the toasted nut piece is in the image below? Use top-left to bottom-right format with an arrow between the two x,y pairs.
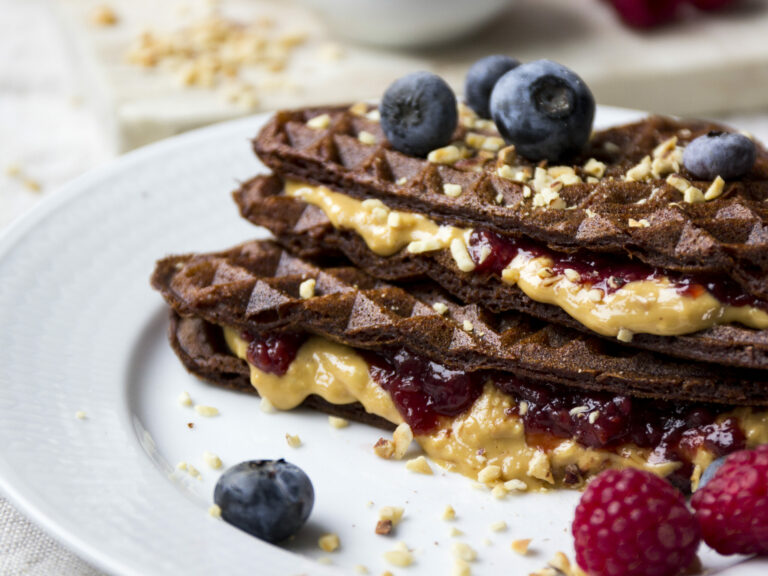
373,438 -> 395,459
427,145 -> 461,165
299,278 -> 316,299
510,538 -> 532,555
285,433 -> 302,448
379,506 -> 405,525
452,542 -> 477,562
329,416 -> 349,429
383,542 -> 413,567
318,533 -> 340,552
307,114 -> 331,129
195,405 -> 219,417
442,505 -> 456,521
202,451 -> 223,469
443,183 -> 463,198
704,176 -> 725,201
405,456 -> 433,475
392,423 -> 413,459
376,519 -> 393,535
358,131 -> 376,145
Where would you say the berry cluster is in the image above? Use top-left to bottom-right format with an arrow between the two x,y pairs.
606,0 -> 739,29
573,446 -> 768,576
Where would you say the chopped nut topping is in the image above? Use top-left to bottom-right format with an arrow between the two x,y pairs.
478,464 -> 502,484
208,504 -> 222,518
465,132 -> 486,149
365,109 -> 381,122
583,158 -> 606,178
307,113 -> 331,130
684,186 -> 704,204
568,405 -> 589,417
393,423 -> 413,459
617,327 -> 634,342
329,416 -> 349,429
383,542 -> 413,567
483,136 -> 505,151
628,218 -> 650,228
373,437 -> 396,459
667,174 -> 691,192
497,145 -> 516,165
510,538 -> 531,556
349,102 -> 368,116
407,238 -> 443,254
462,319 -> 474,333
428,145 -> 461,165
386,212 -> 403,228
195,405 -> 219,417
318,533 -> 340,552
299,278 -> 316,299
587,288 -> 604,302
504,479 -> 528,492
187,464 -> 201,479
317,557 -> 332,565
379,506 -> 405,525
563,268 -> 581,283
588,410 -> 600,424
358,131 -> 377,145
490,521 -> 508,532
522,185 -> 532,198
432,302 -> 449,315
3,163 -> 21,177
452,559 -> 471,576
376,519 -> 393,535
527,451 -> 554,484
450,526 -> 464,537
90,5 -> 118,27
22,178 -> 41,192
178,391 -> 193,407
259,397 -> 276,413
396,176 -> 408,186
625,156 -> 652,182
451,239 -> 476,273
705,176 -> 725,201
354,565 -> 369,575
443,183 -> 463,198
203,450 -> 223,469
176,461 -> 188,472
537,267 -> 554,279
452,542 -> 477,562
502,267 -> 520,284
285,433 -> 302,448
518,400 -> 529,416
585,208 -> 596,218
442,505 -> 456,521
75,411 -> 87,420
405,456 -> 433,475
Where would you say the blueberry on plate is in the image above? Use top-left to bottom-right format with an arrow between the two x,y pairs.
698,455 -> 726,490
489,59 -> 595,163
683,131 -> 756,180
214,459 -> 314,543
379,71 -> 457,157
465,55 -> 520,119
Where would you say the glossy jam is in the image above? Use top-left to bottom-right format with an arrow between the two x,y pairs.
242,331 -> 307,376
364,349 -> 484,434
468,229 -> 768,310
495,375 -> 745,490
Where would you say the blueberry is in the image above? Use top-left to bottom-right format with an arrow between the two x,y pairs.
214,459 -> 314,543
698,456 -> 726,490
465,55 -> 520,119
379,71 -> 457,157
683,131 -> 756,180
489,60 -> 595,162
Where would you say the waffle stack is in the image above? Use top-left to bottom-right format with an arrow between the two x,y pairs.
152,103 -> 768,493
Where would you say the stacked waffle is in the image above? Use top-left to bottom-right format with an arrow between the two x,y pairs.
152,103 -> 768,493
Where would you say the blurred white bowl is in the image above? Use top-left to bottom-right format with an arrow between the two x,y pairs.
298,0 -> 515,48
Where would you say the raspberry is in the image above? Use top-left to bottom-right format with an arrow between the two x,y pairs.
691,445 -> 768,555
689,0 -> 738,10
573,469 -> 700,576
607,0 -> 683,28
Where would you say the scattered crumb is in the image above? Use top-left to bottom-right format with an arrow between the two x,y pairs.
299,278 -> 316,299
3,163 -> 21,177
187,422 -> 195,429
490,521 -> 507,532
405,456 -> 433,475
90,5 -> 118,27
178,391 -> 193,407
318,533 -> 340,553
482,538 -> 492,547
383,542 -> 413,567
318,42 -> 344,61
354,565 -> 369,575
511,538 -> 531,556
452,542 -> 477,562
449,526 -> 463,537
195,405 -> 219,417
329,416 -> 349,429
366,500 -> 374,508
176,461 -> 188,472
208,504 -> 222,518
373,437 -> 395,459
75,411 -> 87,420
452,559 -> 471,576
187,464 -> 201,479
202,450 -> 223,469
376,519 -> 393,535
491,484 -> 508,499
317,556 -> 332,565
379,506 -> 404,525
22,178 -> 41,192
285,433 -> 302,448
442,505 -> 456,521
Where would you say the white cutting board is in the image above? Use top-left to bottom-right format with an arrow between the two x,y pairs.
57,0 -> 768,151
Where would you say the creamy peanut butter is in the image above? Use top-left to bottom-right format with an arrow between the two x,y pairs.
222,329 -> 768,489
285,180 -> 768,337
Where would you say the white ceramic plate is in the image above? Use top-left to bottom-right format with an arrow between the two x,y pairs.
0,108 -> 765,576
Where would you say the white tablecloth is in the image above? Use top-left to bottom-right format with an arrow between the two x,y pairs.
4,1 -> 768,574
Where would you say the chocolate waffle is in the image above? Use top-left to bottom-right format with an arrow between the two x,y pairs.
234,173 -> 768,370
153,240 -> 768,491
253,107 -> 768,299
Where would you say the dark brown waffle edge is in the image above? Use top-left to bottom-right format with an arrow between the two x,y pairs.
253,106 -> 768,300
151,239 -> 768,406
234,173 -> 768,371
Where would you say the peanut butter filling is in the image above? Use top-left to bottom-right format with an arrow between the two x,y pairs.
285,181 -> 768,337
222,328 -> 768,490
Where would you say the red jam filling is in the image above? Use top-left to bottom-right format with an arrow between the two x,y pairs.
467,229 -> 768,311
241,331 -> 746,490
